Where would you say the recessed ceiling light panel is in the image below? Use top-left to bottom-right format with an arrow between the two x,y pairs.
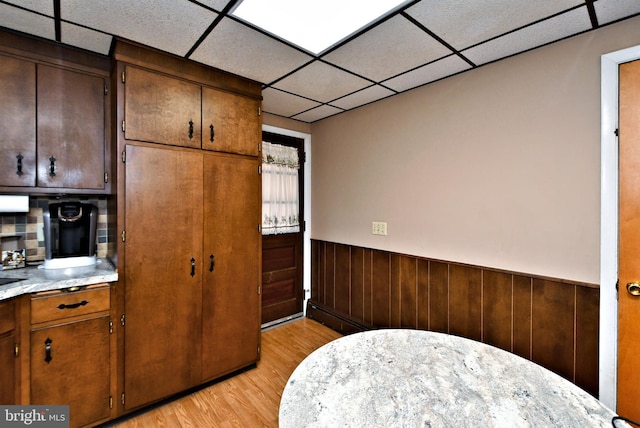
231,0 -> 411,54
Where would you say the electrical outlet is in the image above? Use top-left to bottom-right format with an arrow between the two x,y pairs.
372,221 -> 387,236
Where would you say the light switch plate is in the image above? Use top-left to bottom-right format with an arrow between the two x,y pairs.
372,221 -> 387,235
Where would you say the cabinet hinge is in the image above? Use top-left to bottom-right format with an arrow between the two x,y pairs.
257,345 -> 260,355
121,71 -> 125,84
615,128 -> 620,137
14,343 -> 18,357
121,230 -> 126,242
258,285 -> 261,295
258,106 -> 261,116
121,150 -> 126,164
120,313 -> 125,326
258,142 -> 261,153
109,320 -> 113,334
104,172 -> 109,183
104,84 -> 108,96
109,396 -> 113,409
258,224 -> 262,233
258,165 -> 262,175
121,393 -> 125,406
122,120 -> 126,133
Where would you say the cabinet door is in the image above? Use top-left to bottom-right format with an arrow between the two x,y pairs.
0,334 -> 15,404
124,144 -> 203,410
201,87 -> 261,156
30,316 -> 110,427
37,64 -> 106,189
124,66 -> 201,149
0,55 -> 36,187
202,153 -> 261,382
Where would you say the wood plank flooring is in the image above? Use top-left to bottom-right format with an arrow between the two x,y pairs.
109,318 -> 342,427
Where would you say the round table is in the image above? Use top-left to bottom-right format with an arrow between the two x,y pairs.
279,329 -> 620,427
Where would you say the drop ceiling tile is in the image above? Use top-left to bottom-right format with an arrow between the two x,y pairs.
190,17 -> 313,84
193,0 -> 232,12
331,85 -> 395,110
61,22 -> 113,55
463,7 -> 591,66
3,0 -> 54,15
595,0 -> 640,25
273,61 -> 372,103
292,105 -> 343,123
323,15 -> 451,82
60,0 -> 217,56
383,55 -> 472,92
262,88 -> 321,118
0,4 -> 54,40
406,0 -> 584,51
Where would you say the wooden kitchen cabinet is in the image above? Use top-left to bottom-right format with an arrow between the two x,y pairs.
0,54 -> 36,188
201,87 -> 261,156
123,66 -> 201,149
0,31 -> 111,194
123,144 -> 204,410
123,143 -> 261,408
29,285 -> 112,428
123,65 -> 261,156
0,299 -> 18,404
36,65 -> 107,190
201,152 -> 261,381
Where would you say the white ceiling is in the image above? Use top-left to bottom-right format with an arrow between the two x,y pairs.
1,0 -> 639,123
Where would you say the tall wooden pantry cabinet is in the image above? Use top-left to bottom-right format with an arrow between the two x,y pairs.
113,40 -> 262,412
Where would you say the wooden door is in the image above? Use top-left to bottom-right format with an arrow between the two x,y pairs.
124,144 -> 203,409
30,316 -> 110,427
124,66 -> 201,149
201,152 -> 261,382
618,58 -> 640,421
201,87 -> 261,156
36,64 -> 106,189
261,132 -> 305,325
0,55 -> 36,187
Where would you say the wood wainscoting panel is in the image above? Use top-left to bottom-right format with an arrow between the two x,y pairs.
482,270 -> 513,352
309,239 -> 600,397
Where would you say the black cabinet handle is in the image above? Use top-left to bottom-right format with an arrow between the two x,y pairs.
190,257 -> 196,277
16,153 -> 23,176
49,156 -> 56,177
210,124 -> 215,142
209,254 -> 215,272
188,120 -> 194,140
57,300 -> 88,310
44,338 -> 52,363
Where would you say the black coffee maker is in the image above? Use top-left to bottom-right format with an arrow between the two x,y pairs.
43,202 -> 98,269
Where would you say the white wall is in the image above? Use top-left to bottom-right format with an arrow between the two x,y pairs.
310,16 -> 640,285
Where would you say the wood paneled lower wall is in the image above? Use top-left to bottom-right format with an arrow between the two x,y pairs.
309,240 -> 599,397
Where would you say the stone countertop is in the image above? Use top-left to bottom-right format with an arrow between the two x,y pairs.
280,329 -> 623,428
0,259 -> 118,301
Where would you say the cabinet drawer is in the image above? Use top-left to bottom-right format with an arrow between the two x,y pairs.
31,286 -> 110,324
0,299 -> 14,335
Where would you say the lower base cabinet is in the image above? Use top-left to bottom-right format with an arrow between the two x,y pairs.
0,299 -> 16,404
28,284 -> 113,428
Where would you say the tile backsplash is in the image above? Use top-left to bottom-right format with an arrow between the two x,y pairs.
0,196 -> 110,263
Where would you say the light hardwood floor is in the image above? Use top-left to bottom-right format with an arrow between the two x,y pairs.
109,318 -> 342,427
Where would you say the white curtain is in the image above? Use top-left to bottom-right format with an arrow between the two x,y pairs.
262,141 -> 300,235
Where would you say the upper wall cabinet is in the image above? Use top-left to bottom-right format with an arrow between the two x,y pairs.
36,65 -> 107,190
124,66 -> 202,149
123,65 -> 261,157
202,87 -> 261,156
0,31 -> 112,195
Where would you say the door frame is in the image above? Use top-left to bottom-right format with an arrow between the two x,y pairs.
262,124 -> 313,312
600,44 -> 640,410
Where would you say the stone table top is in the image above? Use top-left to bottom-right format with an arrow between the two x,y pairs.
279,329 -> 621,427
